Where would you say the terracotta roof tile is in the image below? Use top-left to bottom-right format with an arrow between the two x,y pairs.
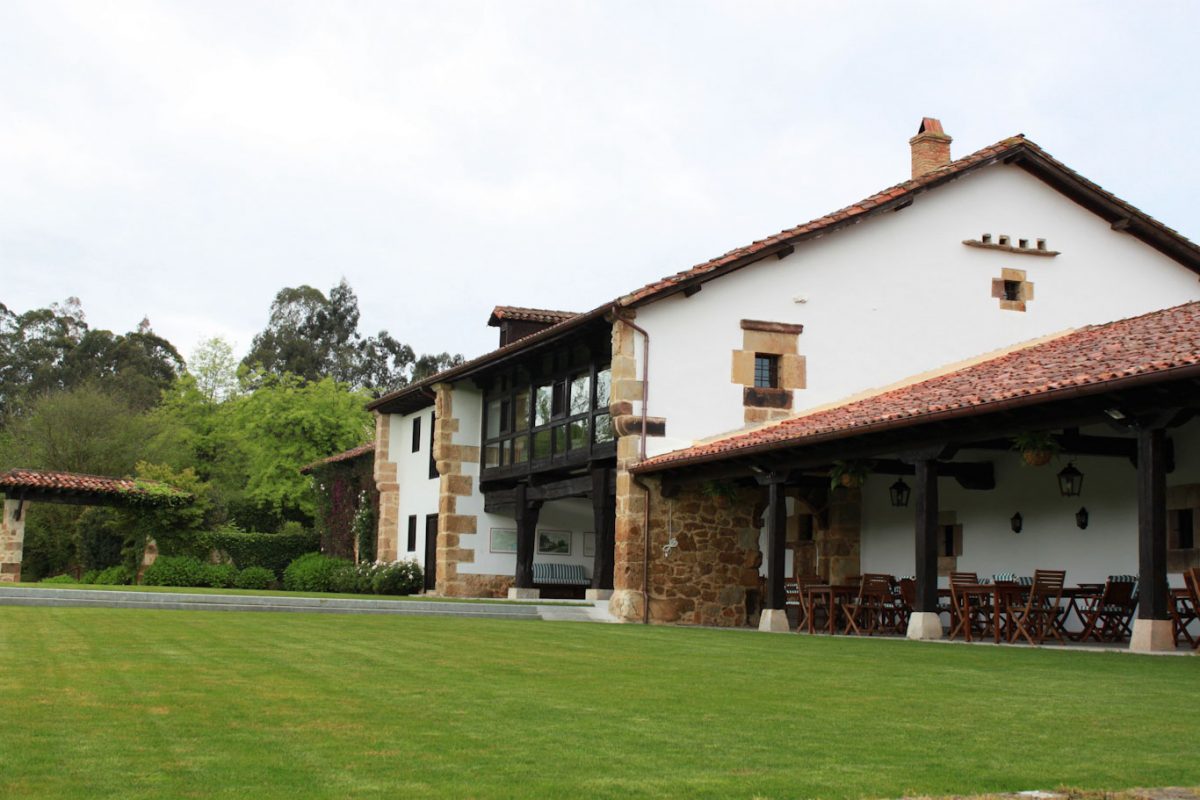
299,443 -> 375,474
635,301 -> 1200,472
488,306 -> 579,325
0,469 -> 191,502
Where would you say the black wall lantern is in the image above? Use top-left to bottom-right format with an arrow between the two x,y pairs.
1057,461 -> 1084,497
889,478 -> 911,508
1075,506 -> 1089,530
1010,512 -> 1023,533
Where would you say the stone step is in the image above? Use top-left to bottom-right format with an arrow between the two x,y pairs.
0,587 -> 544,619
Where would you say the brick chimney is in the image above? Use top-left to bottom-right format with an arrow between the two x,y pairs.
909,117 -> 952,179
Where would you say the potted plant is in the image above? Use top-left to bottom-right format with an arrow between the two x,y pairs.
829,460 -> 871,490
1011,431 -> 1061,467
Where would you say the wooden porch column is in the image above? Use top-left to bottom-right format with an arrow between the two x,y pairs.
1131,425 -> 1173,651
589,466 -> 615,597
510,483 -> 543,600
907,459 -> 943,640
759,474 -> 790,632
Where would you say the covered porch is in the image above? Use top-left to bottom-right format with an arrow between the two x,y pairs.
633,303 -> 1200,651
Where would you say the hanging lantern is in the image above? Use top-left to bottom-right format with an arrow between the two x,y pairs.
1075,506 -> 1089,530
889,478 -> 911,508
1010,512 -> 1023,534
1057,461 -> 1084,497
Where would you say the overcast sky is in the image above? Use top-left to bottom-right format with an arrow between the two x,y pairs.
2,1 -> 1198,365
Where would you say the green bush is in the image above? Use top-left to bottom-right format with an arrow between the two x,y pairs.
93,565 -> 132,585
39,574 -> 77,584
372,560 -> 423,596
201,528 -> 320,576
327,562 -> 364,594
282,553 -> 350,592
142,556 -> 207,587
201,563 -> 239,589
234,566 -> 275,590
80,570 -> 99,584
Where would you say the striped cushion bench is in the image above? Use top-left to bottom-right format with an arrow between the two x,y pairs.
533,563 -> 590,586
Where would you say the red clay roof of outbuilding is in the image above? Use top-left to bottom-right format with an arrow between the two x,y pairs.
298,443 -> 375,474
634,301 -> 1200,472
0,469 -> 191,502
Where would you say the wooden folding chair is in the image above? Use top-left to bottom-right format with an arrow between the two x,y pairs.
895,577 -> 916,634
792,574 -> 823,633
1176,567 -> 1200,650
1009,569 -> 1066,645
948,571 -> 982,641
842,574 -> 893,636
1075,576 -> 1137,643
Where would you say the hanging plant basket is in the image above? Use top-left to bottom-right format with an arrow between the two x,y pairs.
829,460 -> 871,490
1021,449 -> 1054,467
1011,432 -> 1062,468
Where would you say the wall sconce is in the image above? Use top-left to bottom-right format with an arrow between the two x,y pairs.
1010,512 -> 1023,534
889,478 -> 911,508
1075,507 -> 1089,530
1057,461 -> 1084,497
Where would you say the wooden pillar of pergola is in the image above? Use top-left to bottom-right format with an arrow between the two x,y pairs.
587,465 -> 616,600
509,483 -> 543,600
1131,424 -> 1174,651
758,472 -> 790,632
906,458 -> 944,640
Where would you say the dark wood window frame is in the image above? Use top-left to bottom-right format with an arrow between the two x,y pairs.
754,353 -> 780,389
406,515 -> 418,552
428,412 -> 438,479
411,415 -> 422,453
480,345 -> 615,477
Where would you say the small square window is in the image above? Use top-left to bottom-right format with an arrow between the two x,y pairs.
754,354 -> 779,389
1003,280 -> 1022,302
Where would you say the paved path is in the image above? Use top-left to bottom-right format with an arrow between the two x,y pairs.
0,586 -> 616,623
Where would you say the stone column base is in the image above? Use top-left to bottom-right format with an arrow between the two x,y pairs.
1130,618 -> 1175,652
585,588 -> 613,601
906,611 -> 944,641
758,608 -> 791,633
508,587 -> 540,600
608,589 -> 643,622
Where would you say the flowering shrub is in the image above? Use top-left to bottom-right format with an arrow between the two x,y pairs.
372,560 -> 423,596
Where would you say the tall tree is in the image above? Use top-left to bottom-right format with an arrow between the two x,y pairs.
189,336 -> 241,403
242,278 -> 461,394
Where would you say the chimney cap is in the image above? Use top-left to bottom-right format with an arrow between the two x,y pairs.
916,117 -> 946,136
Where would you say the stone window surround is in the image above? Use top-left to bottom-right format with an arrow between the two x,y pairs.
731,319 -> 806,424
990,267 -> 1035,312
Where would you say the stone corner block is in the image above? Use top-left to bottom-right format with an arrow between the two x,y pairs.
1130,618 -> 1176,652
508,587 -> 541,600
758,608 -> 791,633
906,612 -> 945,641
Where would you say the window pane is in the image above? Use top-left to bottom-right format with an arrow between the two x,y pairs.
486,399 -> 502,438
484,442 -> 500,468
570,374 -> 591,415
500,399 -> 511,433
593,413 -> 613,443
552,381 -> 566,418
553,424 -> 567,455
514,388 -> 530,432
569,418 -> 589,450
500,440 -> 512,466
754,354 -> 778,389
533,429 -> 552,460
513,434 -> 529,464
535,384 -> 553,426
595,367 -> 611,408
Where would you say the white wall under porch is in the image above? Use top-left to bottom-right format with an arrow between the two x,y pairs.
458,496 -> 597,581
860,421 -> 1200,587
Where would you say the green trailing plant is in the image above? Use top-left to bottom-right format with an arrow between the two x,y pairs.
700,480 -> 740,504
352,492 -> 376,564
234,566 -> 275,590
1011,431 -> 1062,466
829,460 -> 872,490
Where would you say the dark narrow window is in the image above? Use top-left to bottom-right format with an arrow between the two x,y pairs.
1003,280 -> 1022,301
412,416 -> 422,453
407,515 -> 417,552
754,354 -> 779,389
943,525 -> 955,558
428,412 -> 438,479
1175,508 -> 1195,550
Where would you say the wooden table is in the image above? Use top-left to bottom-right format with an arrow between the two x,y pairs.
947,583 -> 1026,643
804,584 -> 859,634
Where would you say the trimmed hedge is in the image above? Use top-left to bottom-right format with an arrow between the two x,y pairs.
235,566 -> 275,590
200,529 -> 319,576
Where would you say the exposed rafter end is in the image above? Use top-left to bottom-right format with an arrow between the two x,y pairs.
775,245 -> 795,260
682,284 -> 703,298
1111,218 -> 1132,232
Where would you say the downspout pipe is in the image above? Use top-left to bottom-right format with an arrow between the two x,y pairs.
612,306 -> 653,624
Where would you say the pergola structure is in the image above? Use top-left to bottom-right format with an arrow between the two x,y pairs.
0,469 -> 192,582
633,302 -> 1200,651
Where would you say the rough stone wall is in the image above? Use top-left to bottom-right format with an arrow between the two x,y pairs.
818,487 -> 862,584
0,498 -> 24,583
645,479 -> 763,626
431,384 -> 484,597
373,412 -> 400,563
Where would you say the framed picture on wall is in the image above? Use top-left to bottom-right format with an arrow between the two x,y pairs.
583,532 -> 596,557
489,528 -> 517,554
537,529 -> 571,556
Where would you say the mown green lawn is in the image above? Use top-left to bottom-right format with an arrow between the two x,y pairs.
0,608 -> 1195,800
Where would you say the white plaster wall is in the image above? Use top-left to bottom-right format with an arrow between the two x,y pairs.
636,165 -> 1200,456
391,407 -> 440,562
860,420 -> 1200,588
447,387 -> 599,579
